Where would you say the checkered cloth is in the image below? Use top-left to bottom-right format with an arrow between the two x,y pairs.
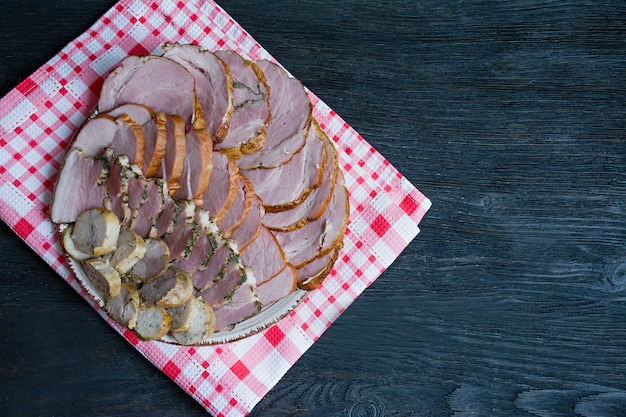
0,0 -> 431,415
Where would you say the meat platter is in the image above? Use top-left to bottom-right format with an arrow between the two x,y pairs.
49,43 -> 349,345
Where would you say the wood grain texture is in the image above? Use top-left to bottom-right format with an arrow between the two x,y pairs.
1,1 -> 626,416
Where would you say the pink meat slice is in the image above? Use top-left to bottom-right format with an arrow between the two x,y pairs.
104,104 -> 159,177
173,128 -> 213,202
71,115 -> 117,158
156,114 -> 186,192
296,246 -> 339,289
98,54 -> 197,129
49,147 -> 107,224
129,178 -> 168,238
235,59 -> 311,169
212,274 -> 260,331
273,173 -> 349,268
191,243 -> 232,291
241,122 -> 324,211
162,43 -> 233,140
256,264 -> 297,307
197,264 -> 248,309
263,133 -> 338,231
162,200 -> 197,262
199,150 -> 239,223
217,174 -> 253,238
171,210 -> 218,274
214,50 -> 270,155
229,195 -> 264,252
240,226 -> 286,285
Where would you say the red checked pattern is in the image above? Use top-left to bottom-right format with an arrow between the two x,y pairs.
0,1 -> 431,415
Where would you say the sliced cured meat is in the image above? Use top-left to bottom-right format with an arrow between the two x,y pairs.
49,147 -> 108,224
274,173 -> 349,268
171,210 -> 219,274
214,50 -> 270,157
103,150 -> 126,221
192,242 -> 234,292
200,150 -> 239,223
217,174 -> 254,238
71,115 -> 117,157
235,59 -> 312,169
103,103 -> 153,125
263,133 -> 339,231
212,273 -> 260,331
150,196 -> 179,238
162,43 -> 233,140
123,163 -> 148,227
241,122 -> 325,212
240,226 -> 286,285
173,128 -> 213,202
112,113 -> 145,167
129,238 -> 170,282
256,264 -> 297,306
129,177 -> 168,238
296,246 -> 340,290
170,297 -> 215,345
229,195 -> 264,251
162,200 -> 198,262
156,113 -> 186,193
197,264 -> 249,309
98,54 -> 198,129
140,267 -> 193,308
144,112 -> 169,177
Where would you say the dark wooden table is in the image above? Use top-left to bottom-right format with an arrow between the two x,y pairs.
2,1 -> 626,416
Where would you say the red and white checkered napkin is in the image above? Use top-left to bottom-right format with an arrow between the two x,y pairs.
0,0 -> 430,415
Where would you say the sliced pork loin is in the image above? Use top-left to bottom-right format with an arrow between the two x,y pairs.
70,115 -> 118,158
129,177 -> 168,238
263,132 -> 339,232
240,226 -> 287,285
173,128 -> 213,203
273,173 -> 349,268
192,240 -> 236,292
235,59 -> 312,169
214,50 -> 271,157
200,150 -> 239,224
156,113 -> 186,194
256,263 -> 297,306
229,195 -> 264,252
241,121 -> 325,212
140,267 -> 193,308
105,283 -> 140,329
98,54 -> 199,129
162,43 -> 233,140
170,297 -> 215,345
198,263 -> 249,309
162,200 -> 198,262
49,147 -> 108,224
212,272 -> 260,332
128,238 -> 170,282
171,209 -> 219,274
217,173 -> 254,238
296,246 -> 340,290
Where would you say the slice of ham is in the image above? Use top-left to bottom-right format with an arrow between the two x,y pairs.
263,132 -> 339,231
162,200 -> 198,262
241,121 -> 325,212
156,113 -> 186,194
129,177 -> 168,238
256,264 -> 297,306
199,150 -> 239,223
296,246 -> 340,290
71,115 -> 117,158
240,226 -> 286,285
98,54 -> 198,129
144,112 -> 168,177
162,43 -> 233,140
212,272 -> 260,331
171,209 -> 219,274
192,242 -> 234,292
173,128 -> 213,202
217,174 -> 254,238
197,264 -> 248,309
49,147 -> 108,224
229,195 -> 264,252
214,50 -> 270,157
273,173 -> 349,268
235,59 -> 311,169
